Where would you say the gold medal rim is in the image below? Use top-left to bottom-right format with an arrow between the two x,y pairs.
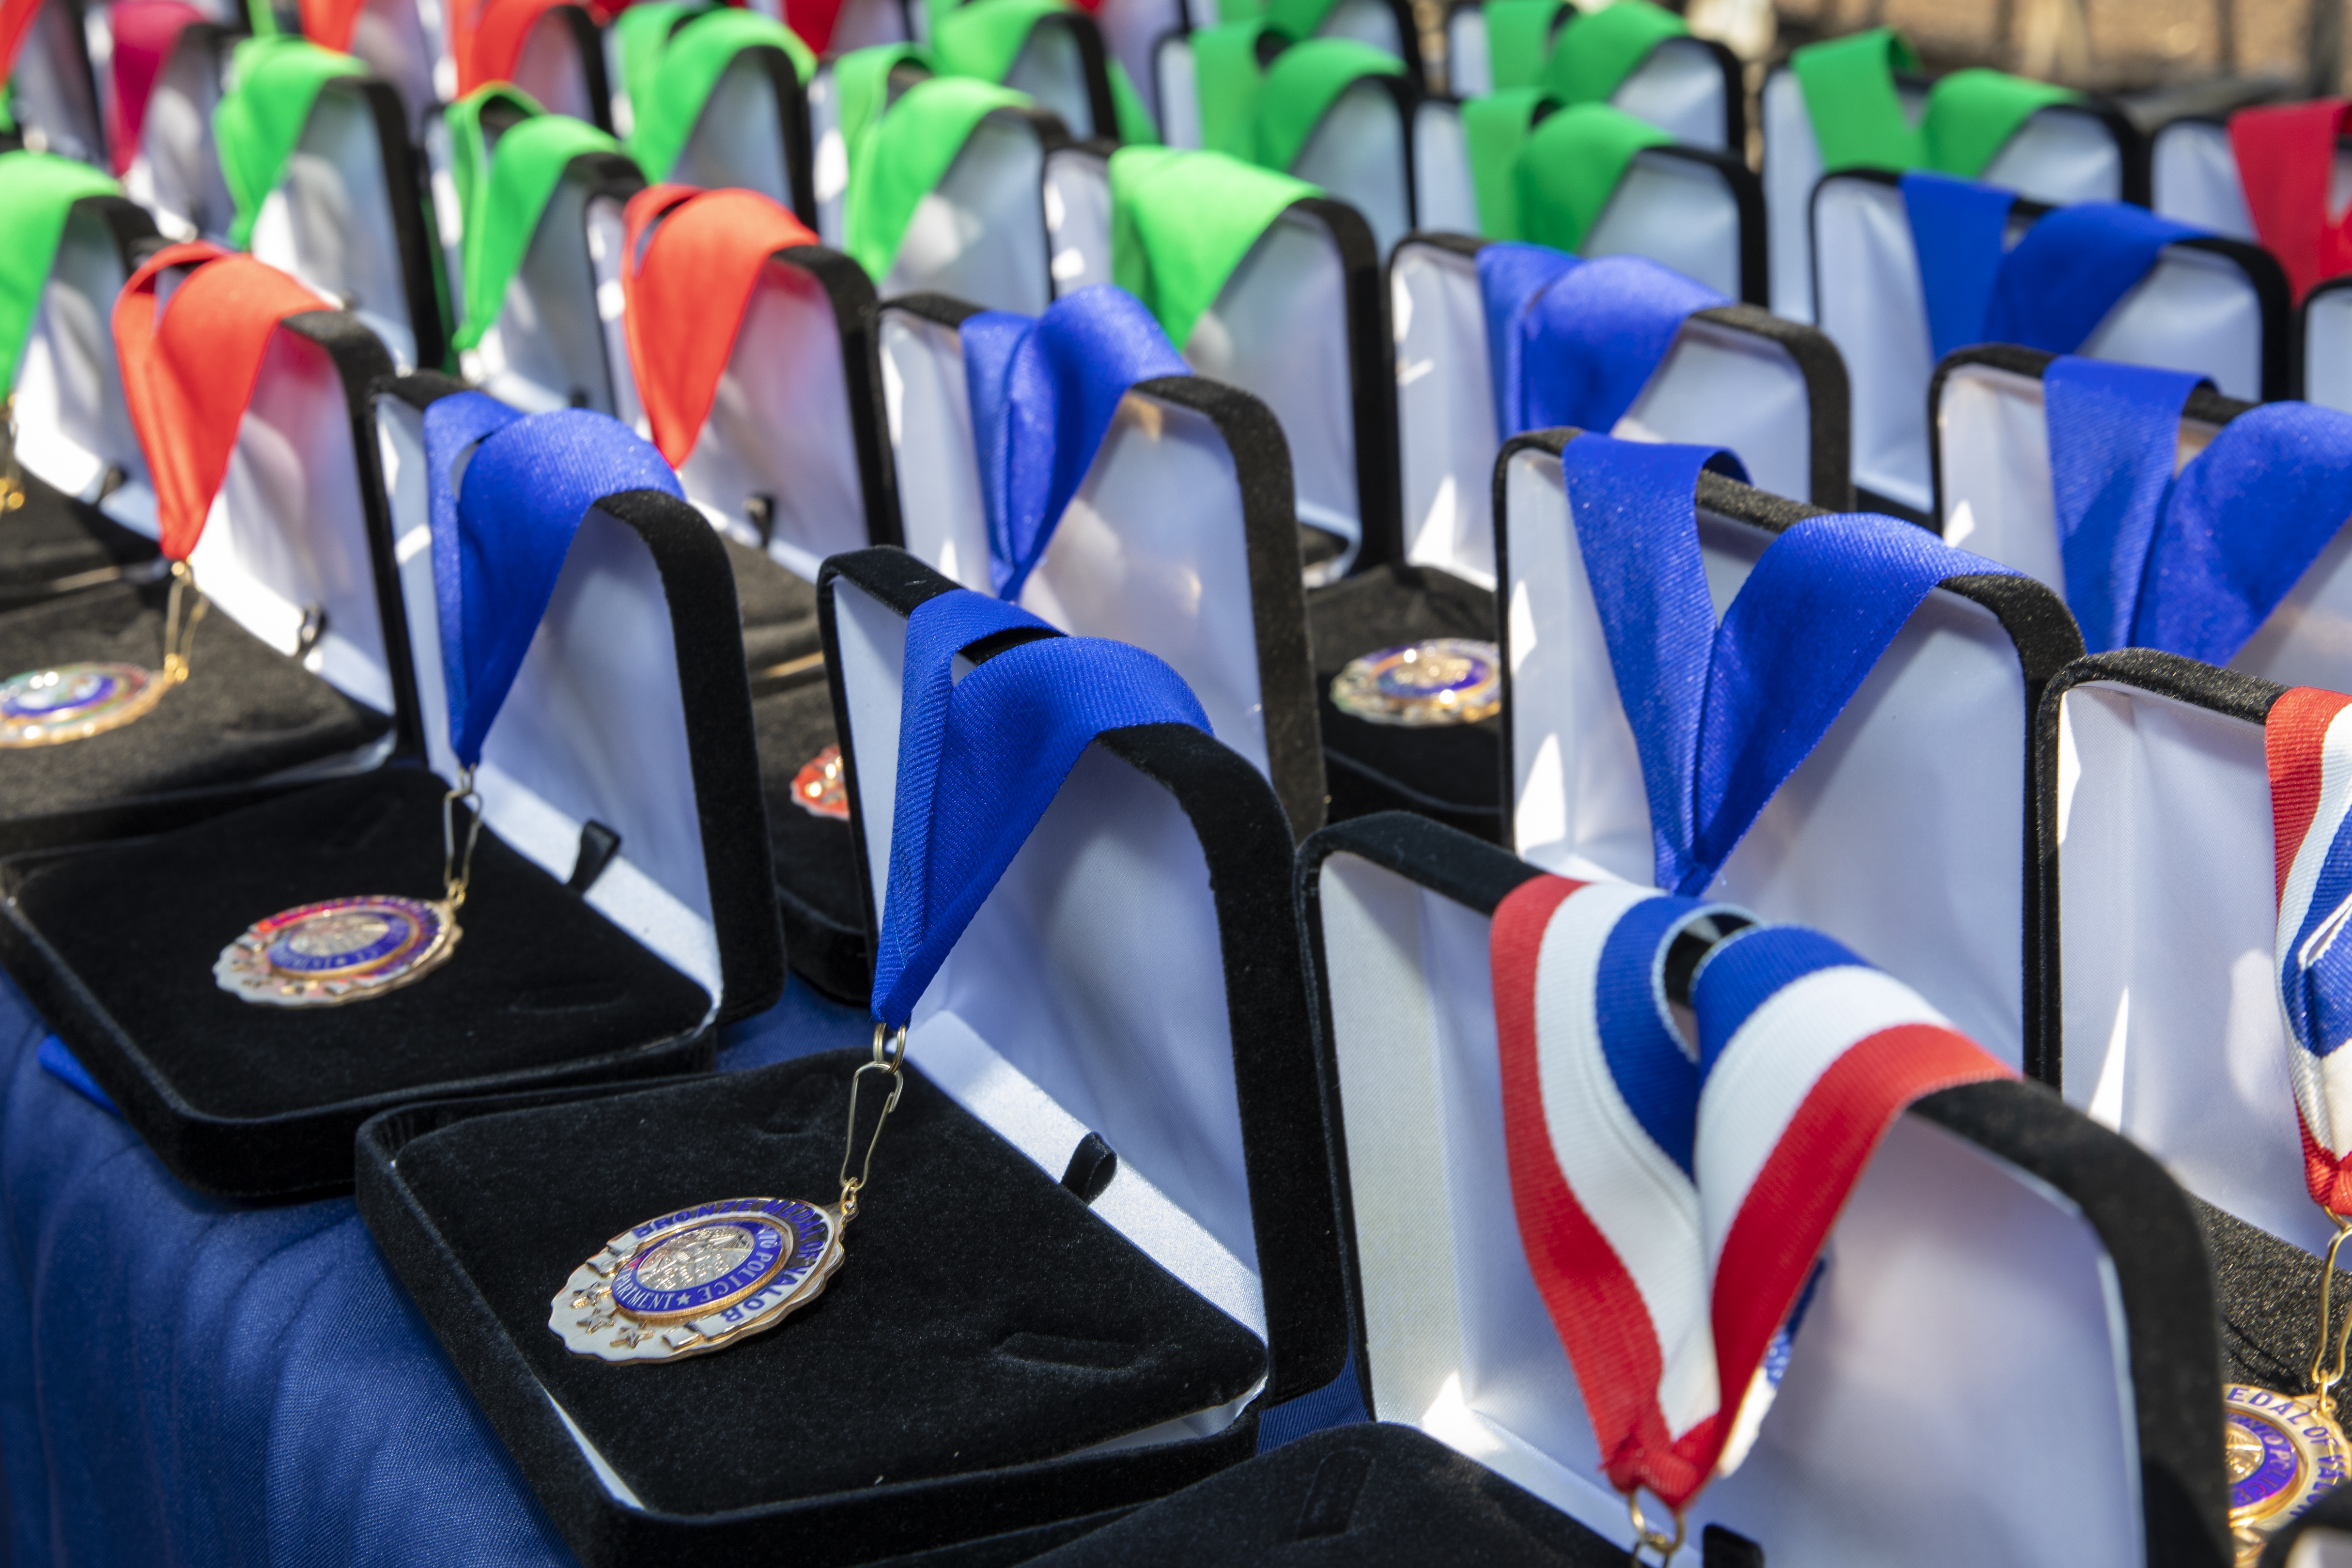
1329,641 -> 1503,729
0,663 -> 166,748
606,1211 -> 810,1324
2226,1384 -> 2344,1532
555,1201 -> 848,1362
215,900 -> 462,1008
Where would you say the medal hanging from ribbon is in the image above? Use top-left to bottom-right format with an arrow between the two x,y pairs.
552,589 -> 1211,1363
0,244 -> 325,749
212,392 -> 683,1009
1491,876 -> 2008,1557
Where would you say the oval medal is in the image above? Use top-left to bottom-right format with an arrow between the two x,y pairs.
1329,639 -> 1502,727
791,744 -> 850,821
2226,1384 -> 2351,1564
215,895 -> 461,1007
553,1197 -> 846,1362
0,662 -> 165,746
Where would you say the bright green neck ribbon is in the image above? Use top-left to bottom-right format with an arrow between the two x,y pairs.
1254,38 -> 1402,172
0,151 -> 119,389
1109,145 -> 1315,347
1192,19 -> 1270,159
1792,30 -> 2079,178
615,3 -> 694,111
1108,58 -> 1159,143
932,0 -> 1060,83
1513,99 -> 1668,253
627,7 -> 814,181
1923,66 -> 2077,177
835,44 -> 936,166
1213,0 -> 1263,22
1263,0 -> 1335,41
1462,87 -> 1547,239
447,87 -> 633,350
1483,0 -> 1563,91
215,35 -> 365,249
844,74 -> 1028,284
1540,0 -> 1684,105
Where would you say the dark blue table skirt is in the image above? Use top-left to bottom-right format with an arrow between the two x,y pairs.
0,969 -> 874,1567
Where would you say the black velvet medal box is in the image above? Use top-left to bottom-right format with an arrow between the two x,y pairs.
0,486 -> 784,1199
353,547 -> 1350,1566
0,308 -> 419,856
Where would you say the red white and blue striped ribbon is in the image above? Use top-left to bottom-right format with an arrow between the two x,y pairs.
2268,686 -> 2352,1217
1491,873 -> 2011,1511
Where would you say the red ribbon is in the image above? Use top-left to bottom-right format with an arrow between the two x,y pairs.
298,0 -> 368,53
2230,98 -> 2352,305
2268,684 -> 2352,1214
620,182 -> 818,467
781,0 -> 845,52
455,0 -> 575,95
0,0 -> 43,88
105,0 -> 204,174
112,243 -> 331,561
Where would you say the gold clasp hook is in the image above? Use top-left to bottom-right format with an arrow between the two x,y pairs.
1625,1489 -> 1685,1566
161,559 -> 207,683
0,395 -> 24,513
837,1023 -> 908,1219
2309,1213 -> 2352,1420
440,766 -> 484,909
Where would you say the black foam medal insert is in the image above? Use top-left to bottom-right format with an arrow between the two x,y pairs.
0,473 -> 157,605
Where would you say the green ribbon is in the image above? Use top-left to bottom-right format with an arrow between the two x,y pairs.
1253,38 -> 1402,172
1791,27 -> 2078,178
1191,19 -> 1270,159
1483,0 -> 1563,91
1514,99 -> 1669,253
1923,66 -> 2077,178
932,0 -> 1061,83
834,43 -> 935,166
844,74 -> 1028,284
1109,57 -> 1159,144
214,35 -> 365,250
626,7 -> 814,181
1462,87 -> 1547,239
1263,0 -> 1335,42
447,86 -> 634,350
1110,145 -> 1315,346
1540,0 -> 1685,106
614,3 -> 695,113
0,151 -> 119,390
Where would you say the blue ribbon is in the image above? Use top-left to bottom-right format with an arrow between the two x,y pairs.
421,392 -> 683,768
1900,172 -> 2015,364
1477,243 -> 1726,440
2043,356 -> 2207,653
868,589 -> 1210,1027
960,285 -> 1188,601
1558,435 -> 2024,894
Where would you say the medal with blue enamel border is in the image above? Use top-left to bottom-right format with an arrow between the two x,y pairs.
555,1197 -> 847,1363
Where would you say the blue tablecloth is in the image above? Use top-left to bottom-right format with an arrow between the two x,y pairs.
0,971 -> 873,1567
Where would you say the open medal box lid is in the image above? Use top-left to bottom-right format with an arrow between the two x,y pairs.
1390,233 -> 1847,599
860,87 -> 1079,314
3,0 -> 106,165
1810,170 -> 2288,517
349,545 -> 1348,1565
1290,809 -> 2227,1567
1498,446 -> 2081,1068
331,0 -> 449,133
1760,66 -> 2140,326
0,389 -> 786,1199
122,19 -> 240,237
2305,277 -> 2352,414
488,1 -> 614,127
0,296 -> 419,854
422,101 -> 644,412
872,292 -> 1324,834
601,11 -> 817,214
8,189 -> 165,587
1441,5 -> 1739,148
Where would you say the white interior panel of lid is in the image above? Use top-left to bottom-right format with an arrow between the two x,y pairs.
467,188 -> 630,416
832,575 -> 1268,1348
1021,390 -> 1273,780
809,66 -> 847,248
1004,19 -> 1096,140
1314,852 -> 2140,1568
1410,100 -> 1478,236
879,309 -> 990,589
1290,80 -> 1412,260
1609,37 -> 1726,151
674,259 -> 869,583
1093,0 -> 1181,121
347,0 -> 439,134
1187,206 -> 1360,550
830,0 -> 912,52
1445,8 -> 1488,97
1760,67 -> 1821,323
1154,35 -> 1201,151
883,112 -> 1051,315
188,326 -> 392,714
13,1 -> 101,163
2077,244 -> 2265,403
1045,147 -> 1114,296
1393,241 -> 1819,590
1501,447 -> 2030,1063
669,51 -> 794,206
2307,291 -> 2352,414
510,9 -> 599,123
1811,173 -> 1932,509
375,397 -> 723,1004
1979,104 -> 2125,205
128,31 -> 232,240
1582,148 -> 1742,300
249,82 -> 418,373
2151,119 -> 2255,238
14,205 -> 154,531
1316,0 -> 1401,55
2053,680 -> 2337,1258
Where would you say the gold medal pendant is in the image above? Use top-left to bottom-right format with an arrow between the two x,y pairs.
2229,1220 -> 2352,1564
1329,639 -> 1502,727
0,560 -> 203,748
551,1025 -> 907,1364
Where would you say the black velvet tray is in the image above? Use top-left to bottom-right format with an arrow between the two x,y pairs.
0,573 -> 394,853
755,673 -> 866,1002
1306,563 -> 1501,842
356,1050 -> 1271,1567
0,472 -> 158,604
723,535 -> 823,673
0,766 -> 717,1198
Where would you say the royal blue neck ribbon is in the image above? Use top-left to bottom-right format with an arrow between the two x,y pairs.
421,391 -> 683,767
1900,171 -> 2206,361
2043,356 -> 2207,652
959,284 -> 1189,601
1559,435 -> 2024,894
868,589 -> 1211,1028
1477,242 -> 1726,440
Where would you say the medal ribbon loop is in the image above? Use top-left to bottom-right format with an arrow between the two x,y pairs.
957,284 -> 1187,598
1490,875 -> 2009,1515
2267,688 -> 2352,1223
2228,99 -> 2352,305
1476,244 -> 1725,444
